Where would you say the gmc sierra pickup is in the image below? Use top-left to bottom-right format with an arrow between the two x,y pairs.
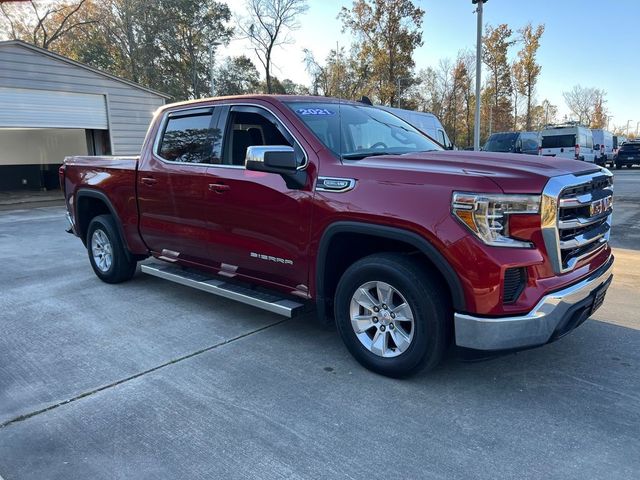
60,95 -> 614,377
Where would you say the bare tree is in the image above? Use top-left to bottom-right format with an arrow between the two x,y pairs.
563,85 -> 605,126
0,0 -> 95,49
239,0 -> 308,94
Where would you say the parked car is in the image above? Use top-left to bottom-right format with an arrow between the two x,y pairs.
540,123 -> 596,162
615,139 -> 640,169
591,129 -> 614,167
377,105 -> 454,150
60,95 -> 614,377
483,131 -> 541,155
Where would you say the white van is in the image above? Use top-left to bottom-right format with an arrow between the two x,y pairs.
540,123 -> 596,162
591,129 -> 614,166
377,106 -> 454,149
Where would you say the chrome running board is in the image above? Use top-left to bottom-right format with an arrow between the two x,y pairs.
141,263 -> 305,318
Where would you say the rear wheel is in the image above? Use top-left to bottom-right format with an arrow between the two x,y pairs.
616,163 -> 622,170
334,253 -> 450,377
87,214 -> 137,283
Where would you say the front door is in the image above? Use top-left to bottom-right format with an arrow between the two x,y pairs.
204,105 -> 315,292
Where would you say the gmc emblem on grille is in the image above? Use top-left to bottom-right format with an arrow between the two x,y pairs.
590,196 -> 612,217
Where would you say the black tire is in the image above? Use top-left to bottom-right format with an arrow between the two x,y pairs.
334,253 -> 450,378
616,163 -> 622,170
627,164 -> 633,169
86,214 -> 137,283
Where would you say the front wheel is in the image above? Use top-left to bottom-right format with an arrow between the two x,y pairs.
334,253 -> 450,377
87,214 -> 137,283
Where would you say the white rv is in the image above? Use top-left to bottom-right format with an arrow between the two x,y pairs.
540,123 -> 596,162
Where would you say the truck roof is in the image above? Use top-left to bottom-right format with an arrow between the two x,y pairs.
158,94 -> 362,112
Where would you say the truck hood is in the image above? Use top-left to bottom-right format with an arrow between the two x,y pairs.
355,150 -> 602,193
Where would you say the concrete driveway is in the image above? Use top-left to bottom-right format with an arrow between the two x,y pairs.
0,171 -> 639,479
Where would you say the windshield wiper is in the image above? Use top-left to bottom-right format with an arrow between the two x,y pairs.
341,151 -> 393,160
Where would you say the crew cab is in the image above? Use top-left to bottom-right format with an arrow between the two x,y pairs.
60,95 -> 615,377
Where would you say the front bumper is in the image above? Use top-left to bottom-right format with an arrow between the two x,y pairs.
454,256 -> 614,351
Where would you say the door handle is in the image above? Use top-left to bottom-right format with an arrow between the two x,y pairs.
208,183 -> 230,193
141,177 -> 157,186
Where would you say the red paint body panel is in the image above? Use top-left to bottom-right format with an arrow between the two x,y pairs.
60,95 -> 613,318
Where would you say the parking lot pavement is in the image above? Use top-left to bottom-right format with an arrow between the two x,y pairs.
1,184 -> 639,479
610,170 -> 640,250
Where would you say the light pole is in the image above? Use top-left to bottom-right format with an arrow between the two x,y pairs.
209,41 -> 220,97
472,0 -> 487,151
636,121 -> 639,136
627,119 -> 632,136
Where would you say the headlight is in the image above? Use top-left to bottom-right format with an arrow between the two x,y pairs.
452,192 -> 541,248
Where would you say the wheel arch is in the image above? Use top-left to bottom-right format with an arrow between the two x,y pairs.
75,189 -> 132,258
315,221 -> 466,321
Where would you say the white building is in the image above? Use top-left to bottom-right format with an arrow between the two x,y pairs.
0,40 -> 169,190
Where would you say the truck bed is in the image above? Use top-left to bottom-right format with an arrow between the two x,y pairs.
62,155 -> 146,255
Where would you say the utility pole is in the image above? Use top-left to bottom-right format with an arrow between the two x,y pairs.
472,0 -> 487,151
627,119 -> 632,136
209,42 -> 220,97
636,121 -> 639,136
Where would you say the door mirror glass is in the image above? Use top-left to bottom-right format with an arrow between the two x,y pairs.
246,145 -> 297,172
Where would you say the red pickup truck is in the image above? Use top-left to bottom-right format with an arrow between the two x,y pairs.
60,95 -> 614,377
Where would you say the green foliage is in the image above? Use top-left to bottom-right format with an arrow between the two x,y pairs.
304,46 -> 371,100
3,0 -> 233,100
513,23 -> 545,130
482,23 -> 516,134
214,55 -> 261,96
339,0 -> 424,106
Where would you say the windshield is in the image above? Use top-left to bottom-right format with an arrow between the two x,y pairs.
484,133 -> 517,152
286,102 -> 442,159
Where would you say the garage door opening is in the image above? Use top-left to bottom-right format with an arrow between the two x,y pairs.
0,128 -> 110,191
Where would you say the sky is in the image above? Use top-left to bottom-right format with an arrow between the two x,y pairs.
224,0 -> 640,134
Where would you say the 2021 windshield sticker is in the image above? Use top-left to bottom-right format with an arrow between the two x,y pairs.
296,108 -> 335,116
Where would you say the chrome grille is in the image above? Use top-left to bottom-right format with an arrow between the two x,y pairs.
541,170 -> 613,274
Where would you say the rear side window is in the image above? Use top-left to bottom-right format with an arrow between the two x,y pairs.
158,110 -> 219,163
542,134 -> 575,148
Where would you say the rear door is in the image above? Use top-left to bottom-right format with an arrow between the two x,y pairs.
203,104 -> 315,291
138,106 -> 223,267
541,132 -> 576,158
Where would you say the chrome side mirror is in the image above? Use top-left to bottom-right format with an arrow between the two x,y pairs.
245,145 -> 296,172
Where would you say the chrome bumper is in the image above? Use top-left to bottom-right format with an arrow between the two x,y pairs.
454,257 -> 614,351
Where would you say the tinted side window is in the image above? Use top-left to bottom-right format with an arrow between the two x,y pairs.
158,111 -> 219,163
223,110 -> 292,166
542,134 -> 576,148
